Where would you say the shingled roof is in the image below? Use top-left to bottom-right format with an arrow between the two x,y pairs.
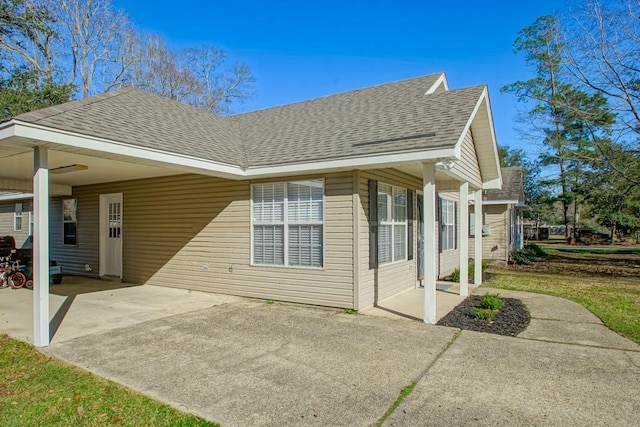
10,72 -> 490,170
484,167 -> 524,202
233,76 -> 485,166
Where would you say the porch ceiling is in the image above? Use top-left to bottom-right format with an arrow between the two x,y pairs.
0,136 -> 185,188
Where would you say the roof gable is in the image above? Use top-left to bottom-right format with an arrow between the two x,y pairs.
484,167 -> 524,202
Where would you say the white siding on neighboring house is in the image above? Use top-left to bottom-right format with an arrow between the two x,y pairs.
0,199 -> 33,249
50,172 -> 355,308
469,204 -> 509,264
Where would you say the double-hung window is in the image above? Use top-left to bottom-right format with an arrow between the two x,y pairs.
252,180 -> 324,267
377,183 -> 407,264
440,198 -> 456,251
14,203 -> 22,231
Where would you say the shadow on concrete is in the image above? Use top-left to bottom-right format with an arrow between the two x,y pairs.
49,275 -> 141,297
50,294 -> 75,341
374,305 -> 422,321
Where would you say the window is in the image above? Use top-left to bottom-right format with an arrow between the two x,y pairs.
440,198 -> 456,251
252,180 -> 323,267
470,209 -> 489,236
63,198 -> 78,246
14,203 -> 22,231
377,183 -> 407,264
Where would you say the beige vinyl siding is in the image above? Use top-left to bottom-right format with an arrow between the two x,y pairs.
51,172 -> 355,308
469,204 -> 508,263
436,190 -> 461,278
0,199 -> 32,249
450,130 -> 482,188
357,168 -> 421,310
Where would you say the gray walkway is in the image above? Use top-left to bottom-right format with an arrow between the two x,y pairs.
1,282 -> 639,426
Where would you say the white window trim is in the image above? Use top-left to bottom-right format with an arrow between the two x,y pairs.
14,202 -> 22,231
470,209 -> 489,236
63,198 -> 79,246
250,179 -> 325,269
378,183 -> 408,266
440,198 -> 456,252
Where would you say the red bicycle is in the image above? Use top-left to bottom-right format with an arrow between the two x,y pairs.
0,256 -> 27,289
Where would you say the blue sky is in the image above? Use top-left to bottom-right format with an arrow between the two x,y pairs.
114,0 -> 580,156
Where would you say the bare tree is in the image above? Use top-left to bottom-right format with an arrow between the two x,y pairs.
128,38 -> 255,114
54,0 -> 133,97
562,0 -> 640,139
0,0 -> 254,113
183,46 -> 255,114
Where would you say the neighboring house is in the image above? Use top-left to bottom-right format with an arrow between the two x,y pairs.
469,167 -> 526,264
0,72 -> 502,345
0,193 -> 33,249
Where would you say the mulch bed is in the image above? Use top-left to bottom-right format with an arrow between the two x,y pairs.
437,295 -> 531,336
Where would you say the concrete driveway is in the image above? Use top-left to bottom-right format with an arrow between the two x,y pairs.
2,281 -> 639,426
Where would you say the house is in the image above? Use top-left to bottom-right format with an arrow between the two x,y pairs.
0,72 -> 501,346
469,167 -> 526,264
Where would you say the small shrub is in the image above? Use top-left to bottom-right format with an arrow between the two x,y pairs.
344,308 -> 357,315
451,262 -> 488,283
265,300 -> 274,305
510,249 -> 534,265
524,243 -> 546,257
479,293 -> 504,310
471,307 -> 498,320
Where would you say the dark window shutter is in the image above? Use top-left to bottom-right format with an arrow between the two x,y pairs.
407,190 -> 414,260
369,179 -> 378,269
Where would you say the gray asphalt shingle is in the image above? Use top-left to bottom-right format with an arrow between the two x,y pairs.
485,167 -> 524,202
12,73 -> 487,169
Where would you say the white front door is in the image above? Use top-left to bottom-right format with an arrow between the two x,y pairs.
100,193 -> 122,278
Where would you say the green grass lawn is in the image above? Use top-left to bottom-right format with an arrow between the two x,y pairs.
0,334 -> 218,426
486,249 -> 640,344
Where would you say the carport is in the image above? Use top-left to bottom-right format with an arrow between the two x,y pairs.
0,119 -> 236,347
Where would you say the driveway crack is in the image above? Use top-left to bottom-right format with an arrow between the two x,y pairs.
373,329 -> 462,426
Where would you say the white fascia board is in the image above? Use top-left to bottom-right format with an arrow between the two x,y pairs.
482,199 -> 519,205
0,121 -> 16,139
452,87 -> 486,159
12,121 -> 246,179
483,89 -> 503,185
0,192 -> 33,201
483,176 -> 502,190
5,120 -> 458,181
243,147 -> 457,178
425,73 -> 449,94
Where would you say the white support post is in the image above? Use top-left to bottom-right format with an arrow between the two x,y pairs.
33,147 -> 50,347
423,162 -> 437,324
474,188 -> 483,285
459,182 -> 469,296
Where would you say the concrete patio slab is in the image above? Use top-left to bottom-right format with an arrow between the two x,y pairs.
0,276 -> 238,344
385,330 -> 640,427
362,283 -> 478,322
45,301 -> 458,427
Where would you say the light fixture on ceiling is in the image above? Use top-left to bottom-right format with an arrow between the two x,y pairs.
50,164 -> 89,174
435,159 -> 455,171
